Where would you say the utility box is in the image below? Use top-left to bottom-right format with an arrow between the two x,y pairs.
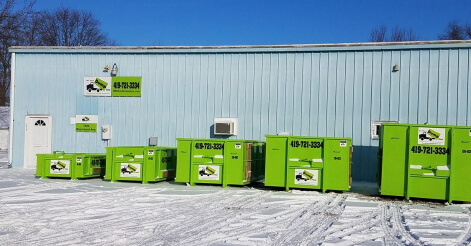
175,139 -> 265,187
265,135 -> 352,192
378,123 -> 471,203
36,151 -> 106,179
104,146 -> 177,184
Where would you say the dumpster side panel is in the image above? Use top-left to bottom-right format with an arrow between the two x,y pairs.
176,140 -> 192,183
143,147 -> 158,183
451,127 -> 471,202
73,155 -> 84,180
406,126 -> 451,200
265,136 -> 287,187
35,154 -> 45,177
223,141 -> 245,186
380,125 -> 408,197
323,138 -> 351,191
104,148 -> 114,180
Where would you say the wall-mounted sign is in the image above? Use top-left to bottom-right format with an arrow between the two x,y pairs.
83,77 -> 141,97
84,77 -> 112,96
112,77 -> 141,97
76,115 -> 98,132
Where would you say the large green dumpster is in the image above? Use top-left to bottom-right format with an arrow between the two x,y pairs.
265,135 -> 353,192
36,151 -> 106,179
104,146 -> 177,184
450,126 -> 471,202
175,139 -> 265,187
378,123 -> 471,203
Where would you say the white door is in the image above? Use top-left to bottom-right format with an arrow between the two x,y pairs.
24,116 -> 52,168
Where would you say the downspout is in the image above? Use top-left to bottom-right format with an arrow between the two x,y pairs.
9,53 -> 15,167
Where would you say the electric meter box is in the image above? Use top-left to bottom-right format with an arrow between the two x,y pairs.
175,138 -> 265,187
36,151 -> 106,179
378,123 -> 471,203
264,135 -> 352,192
104,146 -> 177,184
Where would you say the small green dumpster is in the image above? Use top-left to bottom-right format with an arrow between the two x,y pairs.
104,146 -> 177,184
36,151 -> 106,179
378,123 -> 471,203
175,139 -> 265,187
265,135 -> 352,192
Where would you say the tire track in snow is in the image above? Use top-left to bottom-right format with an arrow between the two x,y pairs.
298,194 -> 347,245
456,214 -> 471,245
270,193 -> 339,245
380,204 -> 424,246
318,208 -> 381,244
174,191 -> 272,244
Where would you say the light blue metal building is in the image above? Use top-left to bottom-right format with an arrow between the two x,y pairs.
9,41 -> 471,182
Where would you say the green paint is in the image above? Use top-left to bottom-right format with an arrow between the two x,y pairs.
36,151 -> 106,180
175,139 -> 266,187
427,129 -> 440,139
104,146 -> 176,184
378,125 -> 408,197
76,123 -> 97,132
265,135 -> 352,193
379,123 -> 471,203
94,78 -> 108,90
111,77 -> 141,97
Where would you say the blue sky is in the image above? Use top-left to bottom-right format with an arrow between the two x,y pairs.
33,0 -> 471,46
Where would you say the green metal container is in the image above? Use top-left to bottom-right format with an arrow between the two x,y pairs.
36,151 -> 106,179
104,146 -> 177,184
265,135 -> 352,192
450,126 -> 471,202
175,138 -> 265,187
378,123 -> 471,203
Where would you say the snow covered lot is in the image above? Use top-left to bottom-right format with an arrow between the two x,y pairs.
1,169 -> 471,246
0,150 -> 8,168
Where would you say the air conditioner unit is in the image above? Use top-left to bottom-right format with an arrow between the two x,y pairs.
214,118 -> 238,136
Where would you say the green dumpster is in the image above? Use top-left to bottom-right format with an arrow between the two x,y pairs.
450,126 -> 471,202
175,139 -> 265,187
104,146 -> 177,184
265,135 -> 353,192
36,151 -> 106,179
378,123 -> 471,203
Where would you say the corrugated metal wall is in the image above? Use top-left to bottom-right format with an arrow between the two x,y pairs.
11,44 -> 471,182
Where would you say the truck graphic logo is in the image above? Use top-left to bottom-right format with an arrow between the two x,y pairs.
199,166 -> 216,176
427,129 -> 440,139
86,78 -> 108,92
296,172 -> 307,181
82,116 -> 90,122
296,170 -> 314,181
51,161 -> 67,171
94,78 -> 108,90
419,129 -> 441,141
302,170 -> 314,180
206,166 -> 216,175
121,164 -> 137,174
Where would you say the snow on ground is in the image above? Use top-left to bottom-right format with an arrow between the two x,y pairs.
0,106 -> 8,128
0,150 -> 8,168
1,169 -> 471,246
